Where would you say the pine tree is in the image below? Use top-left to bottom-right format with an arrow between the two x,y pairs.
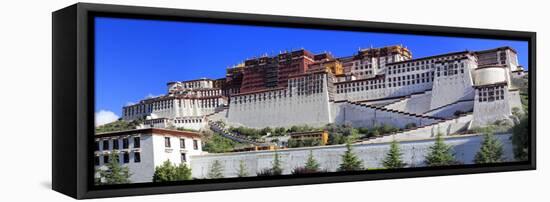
175,163 -> 192,180
338,143 -> 364,171
424,133 -> 456,166
511,116 -> 529,161
475,133 -> 504,164
153,160 -> 192,182
272,152 -> 283,175
98,153 -> 131,184
207,160 -> 224,179
304,150 -> 320,172
383,140 -> 406,169
153,160 -> 177,182
236,160 -> 248,177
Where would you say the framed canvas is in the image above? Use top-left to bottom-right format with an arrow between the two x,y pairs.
52,3 -> 536,199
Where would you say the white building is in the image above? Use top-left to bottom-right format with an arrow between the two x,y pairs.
121,46 -> 526,138
94,128 -> 203,183
218,46 -> 525,130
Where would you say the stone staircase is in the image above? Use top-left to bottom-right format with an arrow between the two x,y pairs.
347,100 -> 444,121
207,120 -> 266,145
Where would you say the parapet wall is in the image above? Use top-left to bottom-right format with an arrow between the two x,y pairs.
189,133 -> 515,179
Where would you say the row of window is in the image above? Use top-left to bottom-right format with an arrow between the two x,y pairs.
95,136 -> 140,151
478,86 -> 505,102
164,137 -> 199,150
436,62 -> 466,77
354,63 -> 374,70
388,73 -> 434,87
125,98 -> 222,116
177,81 -> 212,89
388,63 -> 434,75
174,118 -> 203,124
232,90 -> 289,104
94,152 -> 141,166
336,80 -> 385,94
390,55 -> 465,69
96,152 -> 188,166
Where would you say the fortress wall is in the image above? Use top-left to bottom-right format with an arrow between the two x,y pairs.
335,87 -> 388,102
189,133 -> 515,179
207,108 -> 229,123
332,102 -> 437,128
430,59 -> 476,110
367,114 -> 473,143
430,75 -> 475,111
508,90 -> 524,113
360,98 -> 402,106
384,91 -> 433,114
334,81 -> 432,103
227,91 -> 332,128
424,100 -> 474,118
472,95 -> 512,127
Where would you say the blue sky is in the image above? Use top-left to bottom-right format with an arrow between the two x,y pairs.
95,17 -> 528,118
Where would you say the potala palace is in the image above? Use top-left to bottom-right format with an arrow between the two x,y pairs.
122,45 -> 526,133
96,45 -> 527,182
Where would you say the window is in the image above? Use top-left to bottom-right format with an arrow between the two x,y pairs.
123,152 -> 129,163
95,141 -> 99,151
180,138 -> 186,149
123,138 -> 129,149
193,140 -> 199,150
181,153 -> 187,163
102,140 -> 109,150
165,137 -> 171,147
94,156 -> 100,166
134,152 -> 141,163
112,139 -> 119,150
133,137 -> 140,148
103,155 -> 109,164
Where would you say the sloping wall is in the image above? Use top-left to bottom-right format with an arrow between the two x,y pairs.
189,133 -> 515,179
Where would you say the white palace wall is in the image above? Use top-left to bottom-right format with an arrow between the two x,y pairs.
424,100 -> 474,118
429,57 -> 476,110
331,101 -> 438,128
227,89 -> 332,128
383,91 -> 433,114
189,133 -> 515,179
366,114 -> 473,143
472,85 -> 515,127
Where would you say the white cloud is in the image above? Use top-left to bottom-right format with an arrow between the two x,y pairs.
95,110 -> 119,127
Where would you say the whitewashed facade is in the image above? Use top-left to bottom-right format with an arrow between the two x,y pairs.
94,128 -> 203,183
121,46 -> 525,134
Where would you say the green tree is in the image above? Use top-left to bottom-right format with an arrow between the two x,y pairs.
383,140 -> 406,169
338,143 -> 364,171
175,163 -> 192,180
153,160 -> 192,182
97,153 -> 131,185
304,150 -> 320,172
511,116 -> 529,161
236,160 -> 248,177
207,160 -> 224,179
203,134 -> 241,153
272,152 -> 283,175
475,133 -> 504,164
153,160 -> 177,182
424,133 -> 456,166
95,119 -> 142,133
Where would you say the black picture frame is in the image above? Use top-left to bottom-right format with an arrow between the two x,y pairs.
52,3 -> 536,199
